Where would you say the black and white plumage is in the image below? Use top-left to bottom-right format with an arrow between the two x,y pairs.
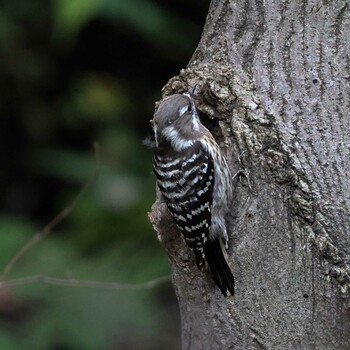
152,88 -> 235,296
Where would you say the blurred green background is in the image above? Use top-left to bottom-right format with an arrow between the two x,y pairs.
0,1 -> 210,349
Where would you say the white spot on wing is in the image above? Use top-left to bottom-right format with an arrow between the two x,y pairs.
183,153 -> 199,165
157,157 -> 182,168
177,215 -> 186,222
156,167 -> 181,178
201,163 -> 208,173
191,220 -> 207,231
191,203 -> 210,216
183,164 -> 202,178
197,187 -> 209,196
164,187 -> 190,200
178,178 -> 186,186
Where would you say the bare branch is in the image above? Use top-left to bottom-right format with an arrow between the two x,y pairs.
0,274 -> 171,290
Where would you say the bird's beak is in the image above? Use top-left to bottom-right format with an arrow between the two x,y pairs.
188,85 -> 197,97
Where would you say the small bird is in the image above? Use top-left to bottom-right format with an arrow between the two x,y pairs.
151,86 -> 235,296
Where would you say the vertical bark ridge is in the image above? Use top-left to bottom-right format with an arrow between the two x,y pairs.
252,0 -> 350,251
151,1 -> 350,348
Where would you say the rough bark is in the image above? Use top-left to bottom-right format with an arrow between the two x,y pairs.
149,1 -> 350,349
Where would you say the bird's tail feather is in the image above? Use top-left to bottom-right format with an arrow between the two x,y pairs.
205,239 -> 235,296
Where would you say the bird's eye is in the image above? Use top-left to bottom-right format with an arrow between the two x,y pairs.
167,119 -> 172,125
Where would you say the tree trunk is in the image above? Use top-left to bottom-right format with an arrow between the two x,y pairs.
149,0 -> 350,349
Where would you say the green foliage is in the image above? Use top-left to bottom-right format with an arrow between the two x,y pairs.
0,0 -> 208,348
0,213 -> 169,349
52,0 -> 99,42
53,0 -> 199,51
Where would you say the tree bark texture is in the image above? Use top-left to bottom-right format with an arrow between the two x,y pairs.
149,1 -> 350,349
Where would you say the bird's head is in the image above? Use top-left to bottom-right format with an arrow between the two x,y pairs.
151,86 -> 204,151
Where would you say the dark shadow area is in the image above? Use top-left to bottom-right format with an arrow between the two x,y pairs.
0,1 -> 210,349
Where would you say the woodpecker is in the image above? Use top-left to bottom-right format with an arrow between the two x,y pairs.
152,86 -> 235,296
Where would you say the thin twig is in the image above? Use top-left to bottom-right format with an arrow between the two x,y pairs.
0,144 -> 170,293
1,143 -> 100,280
0,275 -> 171,290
